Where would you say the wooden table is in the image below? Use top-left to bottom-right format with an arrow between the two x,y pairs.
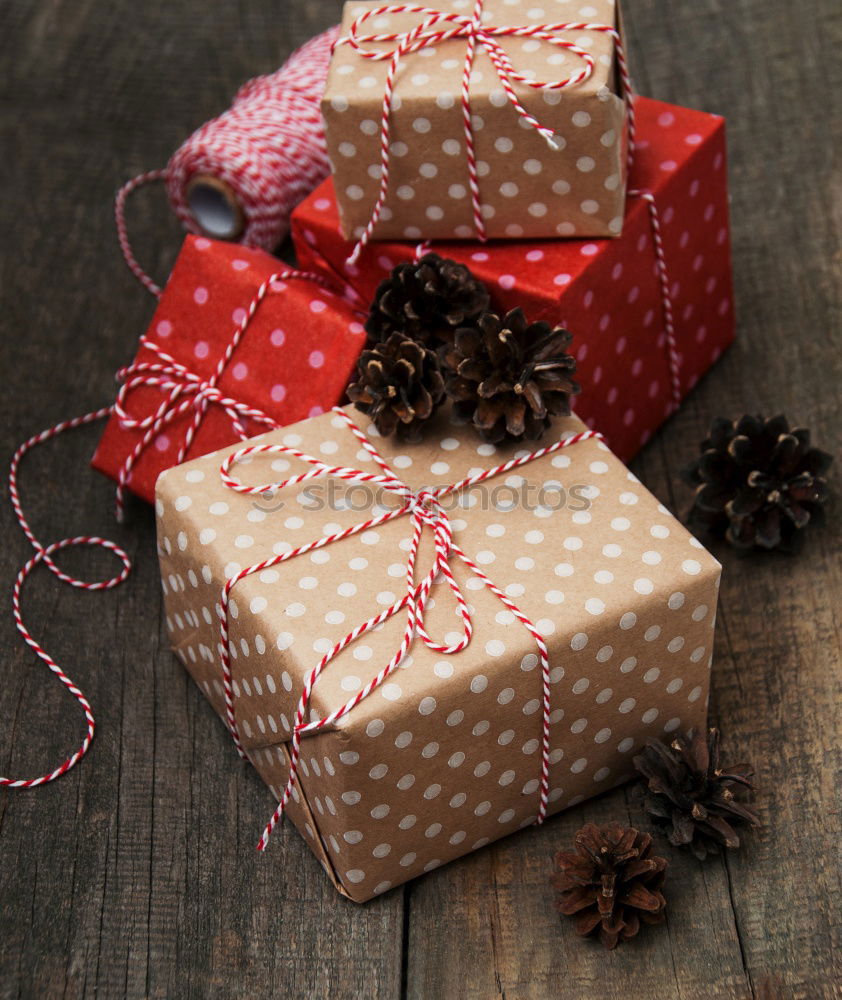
1,1 -> 840,997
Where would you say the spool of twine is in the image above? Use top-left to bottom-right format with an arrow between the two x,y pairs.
117,25 -> 338,295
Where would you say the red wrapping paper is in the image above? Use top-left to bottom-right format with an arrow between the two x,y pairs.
92,235 -> 367,504
292,96 -> 735,462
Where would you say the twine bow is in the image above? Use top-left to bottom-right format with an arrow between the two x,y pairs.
215,406 -> 603,850
340,0 -> 634,262
112,268 -> 339,520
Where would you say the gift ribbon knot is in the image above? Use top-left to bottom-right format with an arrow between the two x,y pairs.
216,406 -> 603,851
111,267 -> 340,520
339,0 -> 635,262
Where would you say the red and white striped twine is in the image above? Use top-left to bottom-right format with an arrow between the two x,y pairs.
340,0 -> 635,263
111,267 -> 340,521
115,27 -> 338,295
1,409 -> 132,790
2,269 -> 341,791
215,406 -> 603,850
629,189 -> 682,409
115,169 -> 169,297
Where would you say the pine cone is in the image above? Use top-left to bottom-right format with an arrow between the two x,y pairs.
347,332 -> 444,441
441,308 -> 579,444
633,728 -> 760,860
365,253 -> 490,347
552,823 -> 668,950
682,414 -> 832,551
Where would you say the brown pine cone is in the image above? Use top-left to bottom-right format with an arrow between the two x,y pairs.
347,332 -> 444,442
633,728 -> 760,859
365,253 -> 490,347
682,414 -> 832,551
552,823 -> 668,950
441,308 -> 579,444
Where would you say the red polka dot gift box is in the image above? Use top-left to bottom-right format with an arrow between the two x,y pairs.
324,0 -> 630,247
91,235 -> 367,506
292,96 -> 735,464
155,402 -> 720,903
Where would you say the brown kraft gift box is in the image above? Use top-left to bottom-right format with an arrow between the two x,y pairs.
156,405 -> 720,902
323,0 -> 630,242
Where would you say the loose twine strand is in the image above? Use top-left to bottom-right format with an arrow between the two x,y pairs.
1,409 -> 131,788
1,268 -> 345,790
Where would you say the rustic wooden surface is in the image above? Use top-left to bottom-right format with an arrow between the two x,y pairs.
1,1 -> 840,997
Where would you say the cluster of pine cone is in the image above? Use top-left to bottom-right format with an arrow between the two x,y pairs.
347,253 -> 579,444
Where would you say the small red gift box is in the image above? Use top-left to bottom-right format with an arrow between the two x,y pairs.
292,96 -> 735,462
92,235 -> 367,505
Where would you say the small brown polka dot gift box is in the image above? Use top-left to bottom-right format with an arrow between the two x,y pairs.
323,0 -> 630,244
155,405 -> 720,902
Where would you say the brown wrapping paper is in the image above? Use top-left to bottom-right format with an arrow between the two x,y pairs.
156,405 -> 720,902
323,0 -> 629,242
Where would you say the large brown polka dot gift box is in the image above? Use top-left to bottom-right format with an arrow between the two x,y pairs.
155,404 -> 720,902
323,0 -> 629,244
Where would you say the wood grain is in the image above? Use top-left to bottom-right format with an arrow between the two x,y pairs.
0,0 -> 839,997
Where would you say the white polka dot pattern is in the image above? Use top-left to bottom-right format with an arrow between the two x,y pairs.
157,404 -> 719,903
323,0 -> 629,242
